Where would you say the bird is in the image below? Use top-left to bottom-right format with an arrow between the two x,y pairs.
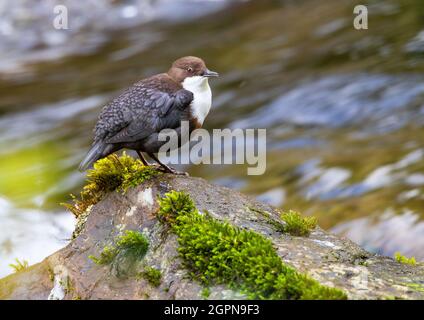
79,56 -> 219,174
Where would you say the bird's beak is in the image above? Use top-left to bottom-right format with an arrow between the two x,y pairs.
203,69 -> 219,77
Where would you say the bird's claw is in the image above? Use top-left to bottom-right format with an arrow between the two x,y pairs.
172,170 -> 189,176
145,163 -> 161,169
159,166 -> 189,176
143,163 -> 188,176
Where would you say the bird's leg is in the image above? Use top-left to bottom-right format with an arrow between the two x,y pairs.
136,150 -> 150,166
147,153 -> 188,176
136,150 -> 163,170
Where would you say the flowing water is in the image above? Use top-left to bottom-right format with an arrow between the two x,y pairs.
1,0 -> 424,277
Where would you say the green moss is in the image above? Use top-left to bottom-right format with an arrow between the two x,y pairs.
201,287 -> 211,299
403,282 -> 424,293
157,191 -> 195,224
247,206 -> 317,237
158,191 -> 346,300
89,230 -> 149,265
358,261 -> 369,267
248,207 -> 285,232
138,266 -> 162,287
116,230 -> 149,256
48,267 -> 55,282
9,258 -> 29,273
394,252 -> 417,265
89,245 -> 118,265
280,210 -> 317,237
200,287 -> 211,299
62,152 -> 160,217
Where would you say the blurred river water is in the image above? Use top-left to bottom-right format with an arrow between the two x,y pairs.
1,0 -> 424,277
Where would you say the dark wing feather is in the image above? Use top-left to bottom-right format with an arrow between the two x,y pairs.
96,78 -> 193,144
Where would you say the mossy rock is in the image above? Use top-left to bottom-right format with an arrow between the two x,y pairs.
1,171 -> 424,299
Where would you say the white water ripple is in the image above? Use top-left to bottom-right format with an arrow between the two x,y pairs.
0,197 -> 75,278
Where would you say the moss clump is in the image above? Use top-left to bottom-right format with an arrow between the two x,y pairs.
394,252 -> 416,265
248,207 -> 285,232
158,191 -> 346,300
89,230 -> 149,265
9,258 -> 29,273
138,266 -> 162,287
62,152 -> 160,217
116,230 -> 149,257
157,191 -> 194,224
201,287 -> 211,299
89,245 -> 118,265
280,210 -> 317,236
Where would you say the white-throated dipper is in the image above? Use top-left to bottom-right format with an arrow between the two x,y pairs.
79,56 -> 218,174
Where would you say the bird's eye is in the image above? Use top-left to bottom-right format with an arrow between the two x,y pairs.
187,67 -> 193,73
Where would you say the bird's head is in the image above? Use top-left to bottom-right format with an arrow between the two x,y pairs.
168,56 -> 219,86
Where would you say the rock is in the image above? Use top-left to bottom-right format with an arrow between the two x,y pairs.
1,174 -> 424,300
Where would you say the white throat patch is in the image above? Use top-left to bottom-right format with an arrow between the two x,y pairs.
182,76 -> 212,125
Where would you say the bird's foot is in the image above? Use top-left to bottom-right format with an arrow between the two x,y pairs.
172,170 -> 190,176
158,165 -> 189,176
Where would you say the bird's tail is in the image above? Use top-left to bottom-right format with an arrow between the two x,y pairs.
79,141 -> 107,172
